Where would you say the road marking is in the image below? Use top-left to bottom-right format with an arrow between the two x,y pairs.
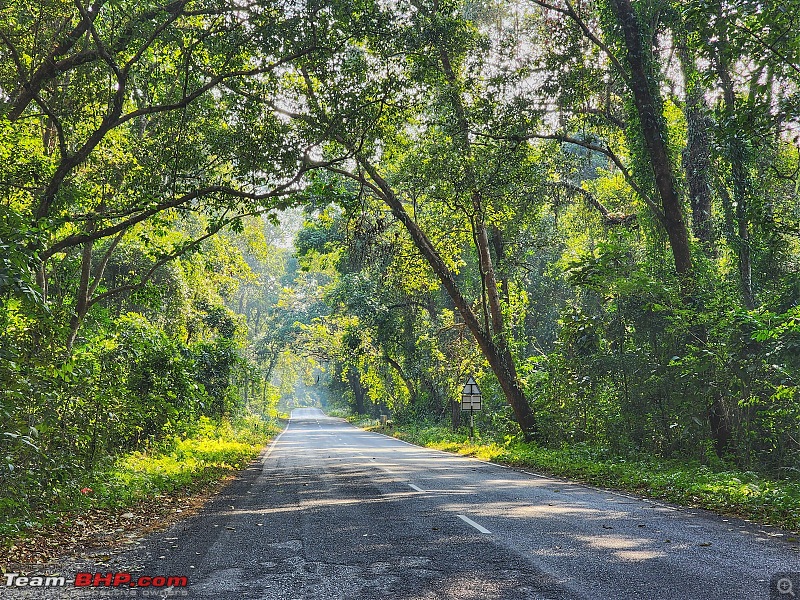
263,420 -> 291,461
363,426 -> 671,509
457,514 -> 491,534
408,484 -> 425,492
520,470 -> 548,479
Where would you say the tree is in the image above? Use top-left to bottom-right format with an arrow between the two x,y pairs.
0,0 -> 313,349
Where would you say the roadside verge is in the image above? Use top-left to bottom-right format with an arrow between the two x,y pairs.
1,416 -> 285,564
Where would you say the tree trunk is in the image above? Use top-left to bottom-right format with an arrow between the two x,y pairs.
473,203 -> 505,337
435,46 -> 536,437
359,161 -> 538,438
708,388 -> 732,457
349,368 -> 367,414
264,348 -> 279,382
677,43 -> 715,256
66,239 -> 94,353
608,0 -> 693,278
611,1 -> 733,455
385,354 -> 416,404
451,398 -> 461,431
65,230 -> 124,353
715,47 -> 755,309
325,42 -> 538,437
491,225 -> 511,307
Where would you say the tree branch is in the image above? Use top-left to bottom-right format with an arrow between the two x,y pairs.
528,0 -> 632,88
482,129 -> 666,224
42,171 -> 307,259
86,211 -> 243,309
6,0 -> 195,120
552,182 -> 637,227
88,230 -> 125,299
30,93 -> 67,158
731,19 -> 800,77
34,49 -> 311,222
7,0 -> 106,121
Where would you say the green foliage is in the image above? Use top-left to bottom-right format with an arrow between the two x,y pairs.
0,416 -> 280,539
0,205 -> 42,306
89,416 -> 278,508
0,222 -> 278,540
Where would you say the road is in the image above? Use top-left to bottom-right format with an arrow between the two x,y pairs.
34,408 -> 800,598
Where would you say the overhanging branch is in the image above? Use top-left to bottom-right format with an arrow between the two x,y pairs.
42,171 -> 307,259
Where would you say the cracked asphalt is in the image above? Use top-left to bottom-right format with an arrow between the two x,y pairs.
7,408 -> 800,599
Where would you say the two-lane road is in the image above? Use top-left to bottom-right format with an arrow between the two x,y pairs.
108,408 -> 797,598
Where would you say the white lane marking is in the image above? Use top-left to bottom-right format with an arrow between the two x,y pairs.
366,427 -> 664,507
336,423 -> 688,525
408,484 -> 425,492
457,514 -> 491,534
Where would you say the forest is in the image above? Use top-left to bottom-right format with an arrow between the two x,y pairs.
1,0 -> 799,538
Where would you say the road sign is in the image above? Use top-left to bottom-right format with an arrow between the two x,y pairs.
461,376 -> 482,411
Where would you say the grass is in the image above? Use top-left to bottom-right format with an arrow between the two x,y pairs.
323,406 -> 353,419
83,415 -> 282,509
375,422 -> 800,533
1,415 -> 283,541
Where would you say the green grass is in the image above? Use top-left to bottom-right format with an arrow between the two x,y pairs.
378,422 -> 800,533
323,407 -> 352,419
83,416 -> 282,509
1,415 -> 283,540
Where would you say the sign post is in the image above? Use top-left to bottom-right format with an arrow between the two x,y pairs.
460,376 -> 482,438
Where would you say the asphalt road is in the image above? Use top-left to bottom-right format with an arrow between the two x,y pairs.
20,408 -> 800,599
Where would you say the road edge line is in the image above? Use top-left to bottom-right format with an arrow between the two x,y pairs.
262,419 -> 291,463
364,428 -> 689,512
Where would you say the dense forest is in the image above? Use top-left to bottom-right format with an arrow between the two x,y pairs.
2,0 -> 799,534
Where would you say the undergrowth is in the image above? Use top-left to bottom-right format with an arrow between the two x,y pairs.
0,415 -> 282,542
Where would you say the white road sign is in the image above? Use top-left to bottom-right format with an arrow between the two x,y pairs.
461,376 -> 482,411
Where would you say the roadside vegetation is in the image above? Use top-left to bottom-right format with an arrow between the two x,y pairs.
79,416 -> 280,512
1,416 -> 282,542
